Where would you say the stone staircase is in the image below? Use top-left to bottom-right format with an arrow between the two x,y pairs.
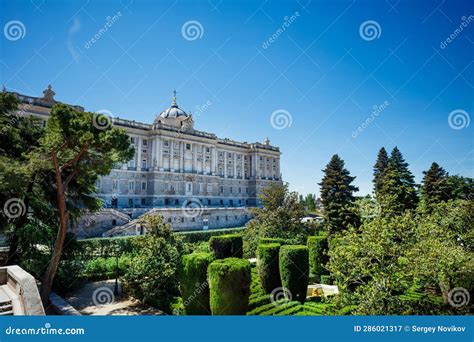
0,287 -> 14,315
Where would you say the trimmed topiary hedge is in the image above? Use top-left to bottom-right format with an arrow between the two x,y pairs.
259,237 -> 287,245
257,243 -> 281,293
279,245 -> 309,304
307,233 -> 328,281
208,258 -> 251,315
180,253 -> 214,315
209,234 -> 243,259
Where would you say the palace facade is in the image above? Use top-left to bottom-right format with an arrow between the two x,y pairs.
10,86 -> 283,235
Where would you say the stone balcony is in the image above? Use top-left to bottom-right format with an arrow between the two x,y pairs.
0,265 -> 45,315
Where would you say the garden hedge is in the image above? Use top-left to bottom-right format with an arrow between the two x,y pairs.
209,234 -> 243,259
259,237 -> 287,245
307,233 -> 328,281
74,227 -> 245,257
279,245 -> 309,304
180,253 -> 214,315
257,243 -> 281,293
208,258 -> 251,315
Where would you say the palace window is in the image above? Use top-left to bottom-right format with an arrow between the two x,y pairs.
130,137 -> 135,144
128,160 -> 135,168
206,147 -> 210,153
164,140 -> 169,147
129,181 -> 134,190
220,186 -> 224,193
230,187 -> 233,193
186,143 -> 191,150
142,160 -> 147,168
129,198 -> 133,207
143,139 -> 147,146
238,187 -> 241,193
141,198 -> 146,205
112,180 -> 118,190
207,184 -> 212,193
207,199 -> 211,205
141,181 -> 147,190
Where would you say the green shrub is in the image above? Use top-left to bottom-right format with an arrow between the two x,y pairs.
259,237 -> 287,245
257,243 -> 281,293
279,245 -> 309,304
208,258 -> 251,315
180,228 -> 245,243
209,234 -> 243,259
121,215 -> 185,313
180,253 -> 213,315
320,275 -> 332,285
307,233 -> 328,281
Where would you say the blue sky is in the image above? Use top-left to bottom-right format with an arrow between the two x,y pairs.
1,0 -> 473,196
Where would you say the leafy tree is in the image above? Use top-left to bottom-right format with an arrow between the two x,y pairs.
378,147 -> 418,216
373,147 -> 388,198
447,175 -> 474,201
36,104 -> 133,303
242,183 -> 305,257
319,154 -> 360,234
0,92 -> 48,264
305,193 -> 316,212
328,201 -> 472,315
122,214 -> 185,312
420,162 -> 451,211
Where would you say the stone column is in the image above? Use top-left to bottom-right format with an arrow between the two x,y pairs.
158,137 -> 163,170
180,141 -> 184,172
233,153 -> 237,179
211,146 -> 217,175
224,150 -> 227,178
193,143 -> 197,173
241,154 -> 245,179
170,139 -> 174,171
155,137 -> 160,170
136,137 -> 142,171
255,152 -> 259,179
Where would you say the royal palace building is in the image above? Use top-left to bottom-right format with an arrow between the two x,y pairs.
9,86 -> 283,236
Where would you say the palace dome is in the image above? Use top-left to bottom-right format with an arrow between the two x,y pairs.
158,91 -> 189,118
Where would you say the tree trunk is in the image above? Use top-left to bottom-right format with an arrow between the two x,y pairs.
40,154 -> 68,305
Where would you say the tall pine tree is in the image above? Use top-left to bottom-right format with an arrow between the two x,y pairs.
378,147 -> 418,215
421,162 -> 451,211
319,154 -> 360,234
373,147 -> 389,198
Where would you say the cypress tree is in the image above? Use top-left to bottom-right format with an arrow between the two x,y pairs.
373,147 -> 389,198
379,147 -> 418,215
319,154 -> 360,234
421,162 -> 451,210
